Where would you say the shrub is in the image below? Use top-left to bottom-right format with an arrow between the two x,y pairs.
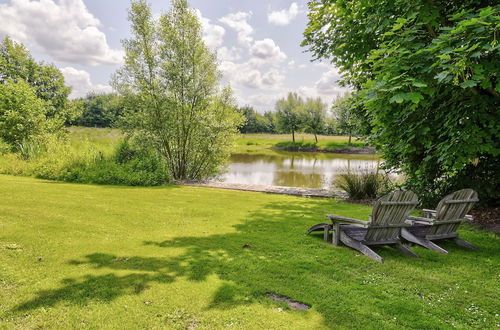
334,169 -> 393,200
0,138 -> 11,155
0,134 -> 171,186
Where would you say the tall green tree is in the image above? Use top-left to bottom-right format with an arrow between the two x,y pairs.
0,80 -> 50,146
0,37 -> 72,123
303,97 -> 326,143
332,92 -> 361,145
113,0 -> 243,180
73,93 -> 124,127
303,1 -> 499,206
275,92 -> 304,142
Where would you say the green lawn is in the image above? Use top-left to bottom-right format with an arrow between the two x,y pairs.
234,133 -> 365,152
64,127 -> 365,154
0,175 -> 498,329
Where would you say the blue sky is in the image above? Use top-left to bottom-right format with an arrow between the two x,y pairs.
0,0 -> 347,112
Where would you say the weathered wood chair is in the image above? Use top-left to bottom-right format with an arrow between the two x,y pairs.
402,189 -> 479,253
307,190 -> 420,262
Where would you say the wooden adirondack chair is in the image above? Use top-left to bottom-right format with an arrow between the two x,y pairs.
402,189 -> 479,253
307,190 -> 420,262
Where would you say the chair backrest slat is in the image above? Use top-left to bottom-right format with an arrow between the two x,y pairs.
429,189 -> 478,236
365,190 -> 418,242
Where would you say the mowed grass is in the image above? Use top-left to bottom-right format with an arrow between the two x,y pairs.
234,133 -> 365,152
1,175 -> 499,329
63,128 -> 364,154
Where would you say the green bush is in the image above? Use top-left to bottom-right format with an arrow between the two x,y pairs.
0,138 -> 11,155
334,169 -> 393,200
0,135 -> 171,186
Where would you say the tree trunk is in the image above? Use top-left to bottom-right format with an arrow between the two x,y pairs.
314,133 -> 318,143
348,130 -> 352,146
292,130 -> 295,143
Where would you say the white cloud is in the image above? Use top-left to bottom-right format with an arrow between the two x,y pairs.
194,9 -> 225,49
220,60 -> 284,90
250,38 -> 287,63
268,3 -> 299,26
61,67 -> 113,98
315,68 -> 348,94
219,11 -> 254,47
217,46 -> 241,62
0,0 -> 123,66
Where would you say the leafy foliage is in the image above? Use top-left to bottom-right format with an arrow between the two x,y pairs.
275,92 -> 304,142
72,93 -> 124,127
302,97 -> 327,142
0,37 -> 74,123
0,134 -> 170,186
331,92 -> 363,145
303,1 -> 499,206
113,0 -> 243,180
0,79 -> 55,147
237,106 -> 275,133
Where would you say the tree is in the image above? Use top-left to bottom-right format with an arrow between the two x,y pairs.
113,0 -> 243,180
332,92 -> 361,145
0,37 -> 72,123
238,106 -> 276,133
303,97 -> 326,143
303,1 -> 499,206
73,93 -> 124,127
0,80 -> 50,146
275,92 -> 304,142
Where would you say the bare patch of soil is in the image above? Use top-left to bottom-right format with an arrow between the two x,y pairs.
267,293 -> 311,311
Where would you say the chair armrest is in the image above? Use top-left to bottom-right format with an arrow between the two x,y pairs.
422,209 -> 436,218
326,214 -> 369,227
406,215 -> 434,225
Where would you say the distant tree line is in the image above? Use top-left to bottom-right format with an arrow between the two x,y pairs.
70,92 -> 125,128
237,92 -> 363,142
70,90 -> 364,143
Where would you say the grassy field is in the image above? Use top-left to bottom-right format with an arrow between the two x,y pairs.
234,133 -> 365,152
1,174 -> 498,329
67,126 -> 123,155
66,127 -> 365,153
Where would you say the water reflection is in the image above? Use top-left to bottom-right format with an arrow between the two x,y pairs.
220,151 -> 382,189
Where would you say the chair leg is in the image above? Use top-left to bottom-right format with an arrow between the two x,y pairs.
396,242 -> 418,258
323,226 -> 329,242
454,237 -> 479,250
401,229 -> 448,254
340,232 -> 384,262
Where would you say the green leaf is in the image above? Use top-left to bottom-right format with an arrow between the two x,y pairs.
408,92 -> 424,104
389,94 -> 405,104
412,81 -> 427,88
459,80 -> 478,88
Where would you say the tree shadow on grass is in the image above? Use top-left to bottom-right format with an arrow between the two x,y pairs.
14,273 -> 173,312
11,199 -> 500,327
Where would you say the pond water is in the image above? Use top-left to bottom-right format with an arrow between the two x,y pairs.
219,151 -> 383,189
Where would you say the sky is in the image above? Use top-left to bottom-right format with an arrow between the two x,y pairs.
0,0 -> 348,112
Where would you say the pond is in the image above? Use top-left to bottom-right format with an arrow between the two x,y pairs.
219,151 -> 383,189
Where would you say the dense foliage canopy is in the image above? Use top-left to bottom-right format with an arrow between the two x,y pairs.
72,93 -> 124,128
275,92 -> 305,142
113,0 -> 243,180
0,37 -> 74,123
0,79 -> 50,146
303,1 -> 499,206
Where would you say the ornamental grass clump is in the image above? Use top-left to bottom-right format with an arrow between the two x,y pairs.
335,168 -> 393,200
